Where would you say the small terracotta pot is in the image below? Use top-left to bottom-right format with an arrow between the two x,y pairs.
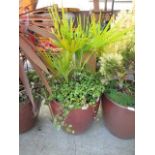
49,100 -> 100,134
19,100 -> 40,133
101,94 -> 135,139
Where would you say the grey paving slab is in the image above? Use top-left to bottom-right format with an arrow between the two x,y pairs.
19,105 -> 135,155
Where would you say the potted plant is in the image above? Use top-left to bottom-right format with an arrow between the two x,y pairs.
19,59 -> 45,133
48,70 -> 103,134
100,51 -> 135,139
34,7 -> 106,134
19,23 -> 51,133
34,6 -> 132,134
19,80 -> 41,133
19,2 -> 60,133
37,42 -> 104,134
99,10 -> 135,139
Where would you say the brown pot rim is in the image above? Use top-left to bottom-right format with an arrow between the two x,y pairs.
19,99 -> 31,108
19,98 -> 40,107
104,94 -> 135,112
50,98 -> 100,111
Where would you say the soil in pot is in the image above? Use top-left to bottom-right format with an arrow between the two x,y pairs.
19,100 -> 41,133
49,100 -> 100,134
101,94 -> 135,139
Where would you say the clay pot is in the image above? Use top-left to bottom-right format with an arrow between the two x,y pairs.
101,94 -> 135,139
19,100 -> 40,133
20,0 -> 38,13
49,100 -> 100,134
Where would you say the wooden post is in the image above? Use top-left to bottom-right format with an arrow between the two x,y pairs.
93,0 -> 100,21
93,0 -> 99,12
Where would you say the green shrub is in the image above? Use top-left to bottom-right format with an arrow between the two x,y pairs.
48,71 -> 104,111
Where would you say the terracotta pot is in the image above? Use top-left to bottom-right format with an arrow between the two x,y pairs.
19,100 -> 40,133
101,94 -> 135,139
49,100 -> 100,134
20,0 -> 38,13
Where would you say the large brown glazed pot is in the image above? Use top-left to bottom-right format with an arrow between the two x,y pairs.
19,100 -> 40,133
101,94 -> 135,139
49,100 -> 100,134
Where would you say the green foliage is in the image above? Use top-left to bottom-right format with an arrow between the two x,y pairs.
50,50 -> 74,82
99,53 -> 124,82
98,10 -> 134,56
19,84 -> 28,103
19,70 -> 46,104
32,7 -> 135,131
38,7 -> 135,111
121,34 -> 135,73
47,6 -> 132,72
48,71 -> 104,110
27,70 -> 40,86
48,6 -> 90,54
88,16 -> 133,56
104,78 -> 135,107
99,10 -> 135,107
46,71 -> 104,133
38,50 -> 74,82
99,9 -> 135,82
35,6 -> 133,88
99,44 -> 135,107
99,36 -> 135,83
107,89 -> 135,107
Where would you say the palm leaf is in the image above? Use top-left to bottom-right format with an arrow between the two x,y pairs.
20,35 -> 49,73
19,58 -> 37,116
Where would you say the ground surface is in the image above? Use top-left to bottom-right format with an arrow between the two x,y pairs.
19,105 -> 135,155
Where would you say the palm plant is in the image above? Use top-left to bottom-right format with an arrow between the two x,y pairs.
36,6 -> 132,82
19,4 -> 54,116
19,2 -> 62,95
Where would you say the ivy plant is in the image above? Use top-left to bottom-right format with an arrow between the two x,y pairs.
48,70 -> 104,111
